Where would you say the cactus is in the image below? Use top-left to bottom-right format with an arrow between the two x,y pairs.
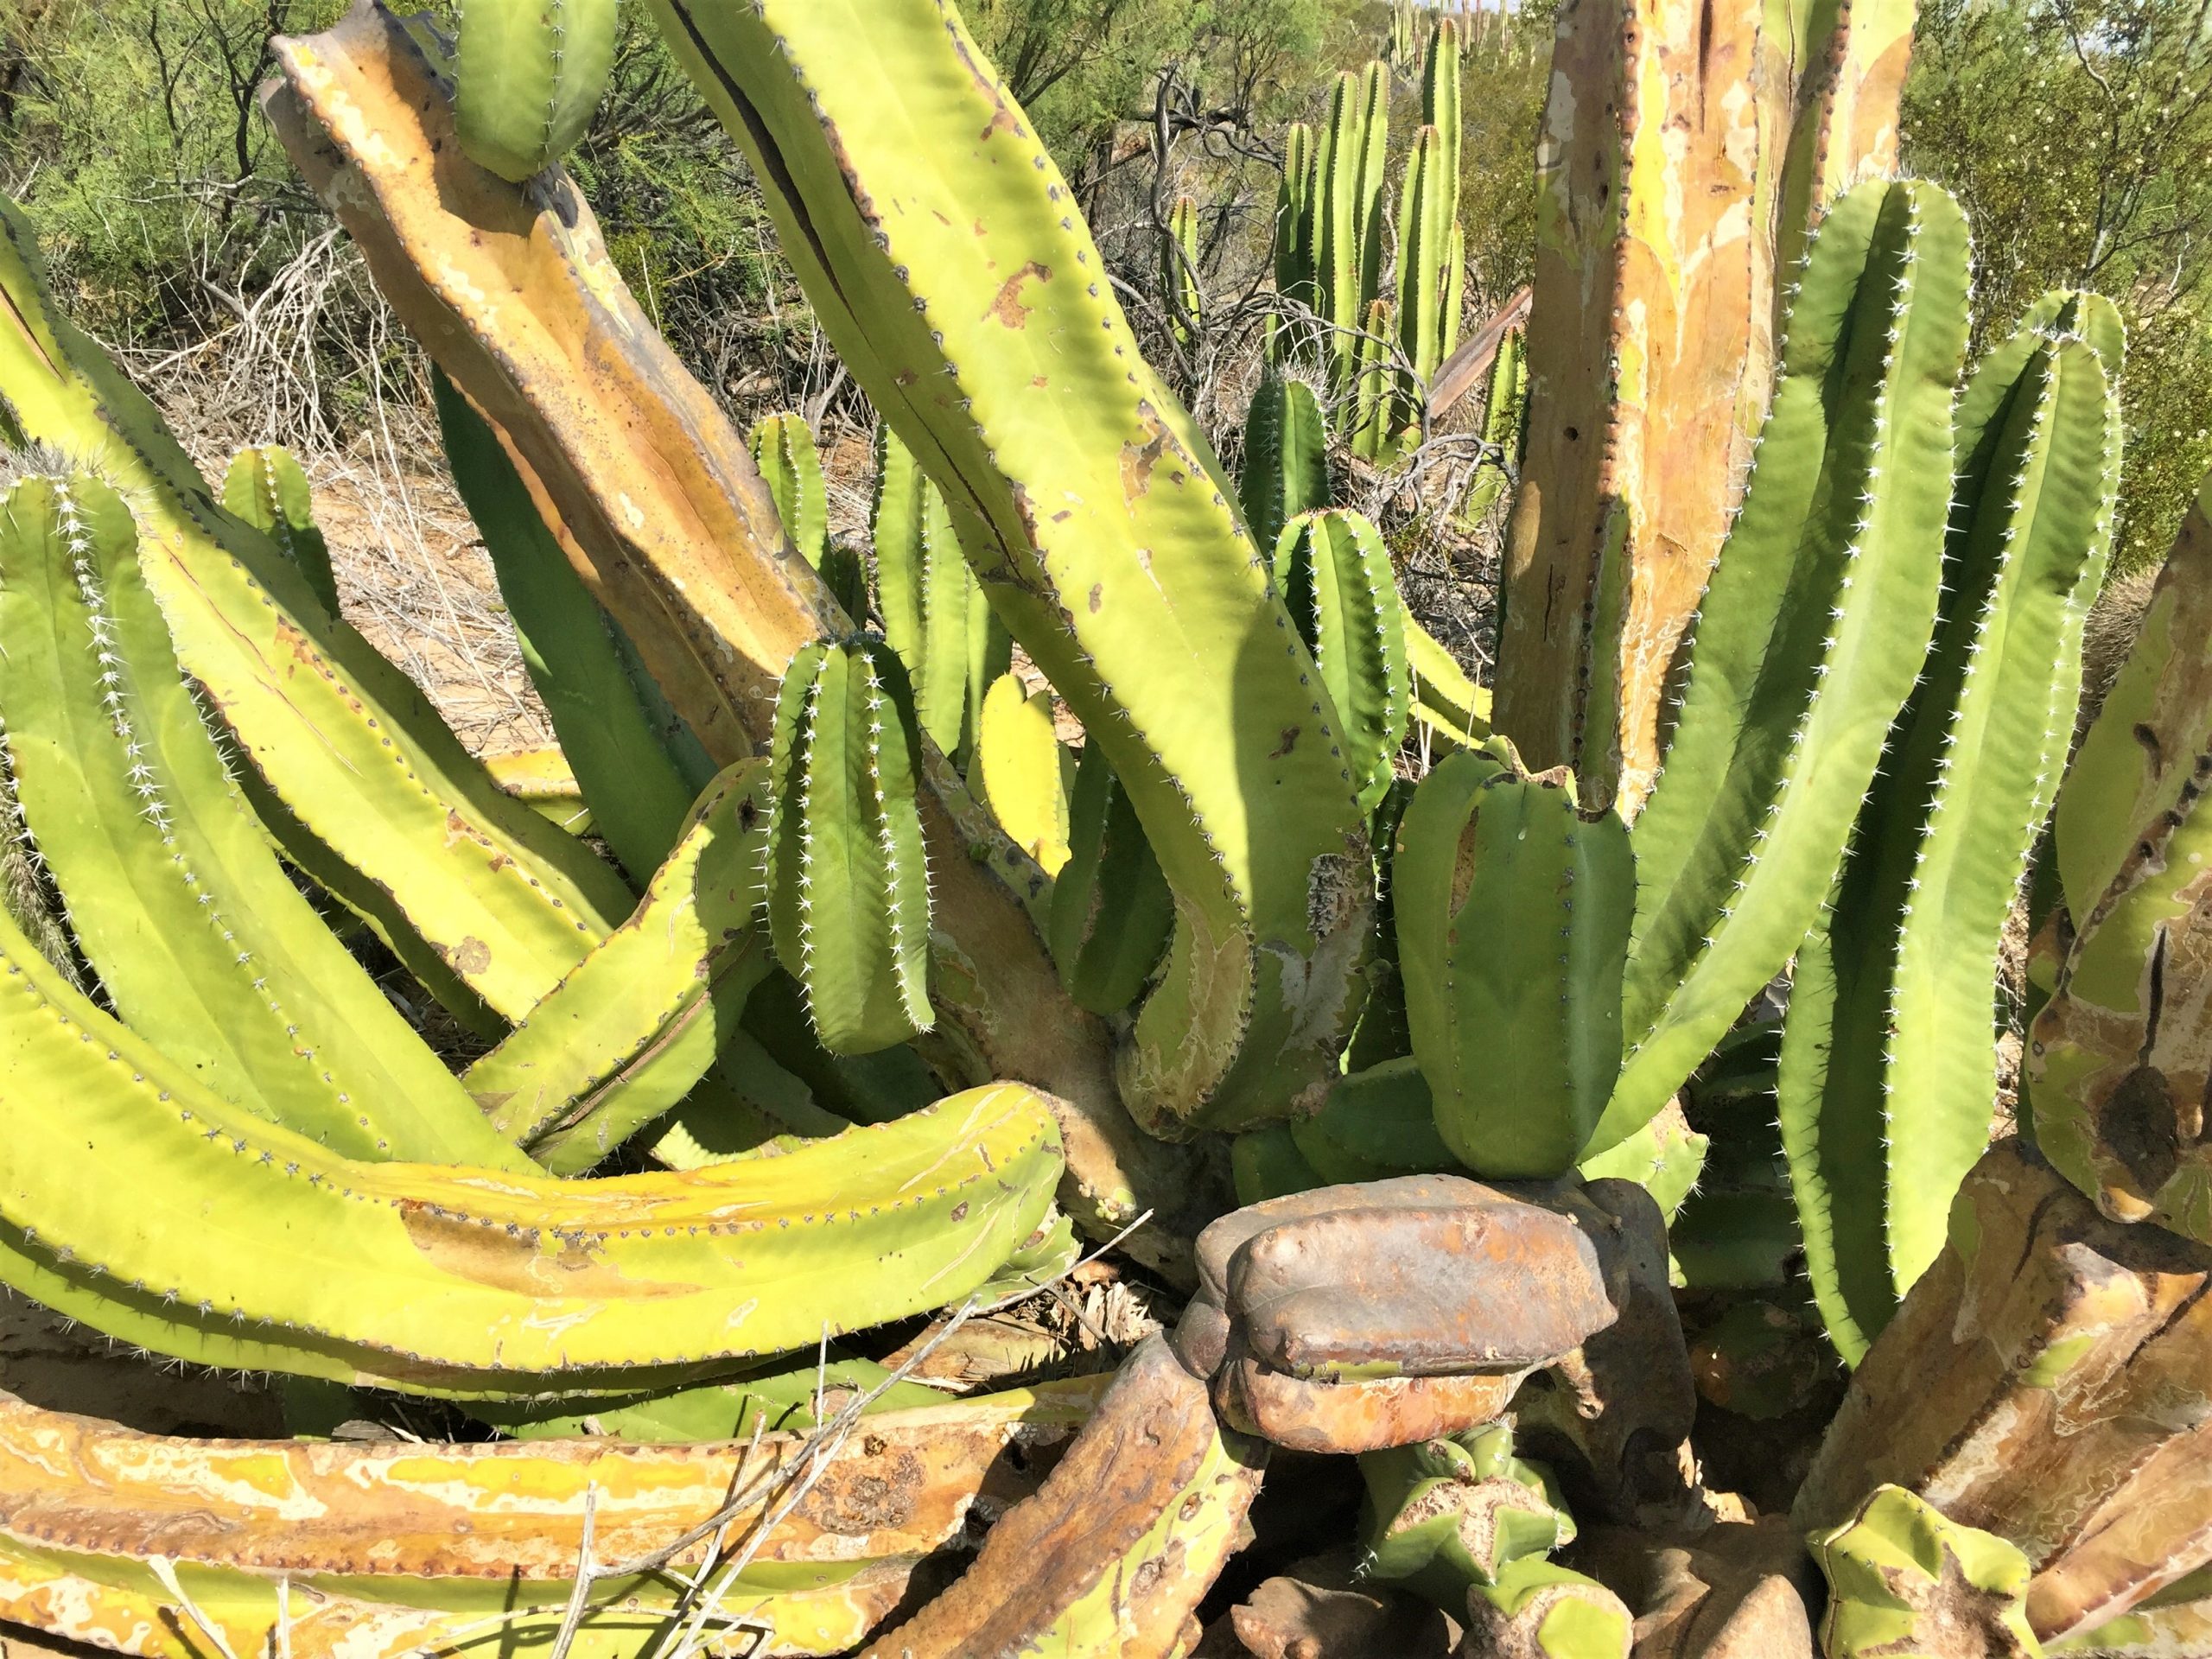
1351,295 -> 1399,461
766,637 -> 935,1054
464,762 -> 772,1174
1463,326 -> 1527,520
1314,62 -> 1391,391
219,443 -> 339,616
1290,1056 -> 1455,1184
1362,1421 -> 1573,1611
971,671 -> 1071,877
1272,509 -> 1412,810
1397,744 -> 1635,1179
452,0 -> 617,182
1237,373 -> 1330,555
750,410 -> 831,568
435,366 -> 698,881
1780,317 -> 2121,1359
1602,179 -> 1969,1157
1047,737 -> 1174,1016
1810,1484 -> 2043,1659
1463,1557 -> 1635,1658
0,474 -> 530,1170
1162,193 -> 1203,347
646,0 -> 1375,1133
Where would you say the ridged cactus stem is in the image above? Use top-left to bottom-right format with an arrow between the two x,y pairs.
1395,124 -> 1454,397
647,0 -> 1375,1131
749,410 -> 831,569
872,424 -> 1003,761
220,445 -> 339,617
1163,194 -> 1203,348
1273,509 -> 1411,810
1317,62 -> 1390,391
1780,326 -> 2120,1360
453,0 -> 618,182
1237,375 -> 1331,556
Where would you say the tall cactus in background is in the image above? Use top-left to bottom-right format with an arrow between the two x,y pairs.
452,0 -> 618,181
1464,326 -> 1528,519
766,637 -> 935,1054
1313,62 -> 1390,392
1162,194 -> 1202,348
1781,308 -> 2123,1361
1389,19 -> 1465,449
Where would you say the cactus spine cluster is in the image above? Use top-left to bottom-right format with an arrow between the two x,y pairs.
453,0 -> 618,182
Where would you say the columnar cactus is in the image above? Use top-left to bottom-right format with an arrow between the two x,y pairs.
220,443 -> 338,615
766,636 -> 935,1055
750,409 -> 831,567
1162,193 -> 1203,347
1238,373 -> 1330,554
452,0 -> 618,181
1272,508 -> 1412,810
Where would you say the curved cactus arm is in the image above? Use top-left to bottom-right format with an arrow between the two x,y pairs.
1237,374 -> 1331,556
971,673 -> 1071,877
2055,468 -> 2212,929
1406,610 -> 1491,748
435,366 -> 699,882
0,196 -> 634,1020
645,0 -> 1373,1132
1603,180 -> 1970,1155
464,764 -> 774,1175
1782,331 -> 2119,1358
1274,509 -> 1412,810
1400,748 -> 1634,1178
219,444 -> 340,616
0,869 -> 1061,1388
767,639 -> 935,1054
0,474 -> 531,1171
750,410 -> 832,568
1047,737 -> 1174,1017
452,0 -> 616,182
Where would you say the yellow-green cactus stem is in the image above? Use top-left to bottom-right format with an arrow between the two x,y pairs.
1273,509 -> 1412,810
1362,1421 -> 1572,1611
972,671 -> 1071,877
749,410 -> 830,569
453,0 -> 618,182
1810,1485 -> 2043,1659
1163,194 -> 1203,348
219,444 -> 339,617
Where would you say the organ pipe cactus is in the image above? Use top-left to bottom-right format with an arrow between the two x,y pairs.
1162,194 -> 1203,347
1047,738 -> 1175,1016
751,409 -> 831,568
1272,508 -> 1412,810
1238,373 -> 1330,553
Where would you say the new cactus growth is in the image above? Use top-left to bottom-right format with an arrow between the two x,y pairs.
1782,317 -> 2121,1358
220,443 -> 338,616
1397,744 -> 1634,1179
453,0 -> 617,182
750,410 -> 831,569
766,637 -> 935,1054
1605,179 -> 1969,1156
1272,509 -> 1412,810
1810,1484 -> 2043,1659
1462,1557 -> 1635,1658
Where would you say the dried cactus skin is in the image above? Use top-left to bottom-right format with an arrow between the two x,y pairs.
1237,374 -> 1330,556
0,194 -> 635,1021
1781,327 -> 2120,1359
0,1378 -> 1103,1659
1398,747 -> 1633,1179
644,0 -> 1374,1133
1273,509 -> 1413,811
434,366 -> 699,883
1809,1484 -> 2042,1659
1602,179 -> 1969,1155
0,845 -> 1062,1389
465,763 -> 773,1174
767,639 -> 936,1055
453,0 -> 616,182
0,475 -> 527,1173
219,443 -> 339,617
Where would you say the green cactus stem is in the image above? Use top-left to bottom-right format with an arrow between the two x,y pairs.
1316,62 -> 1390,390
453,0 -> 618,182
1047,738 -> 1173,1017
1463,326 -> 1527,522
645,0 -> 1375,1131
1351,296 -> 1399,462
1395,124 -> 1456,404
1809,1485 -> 2042,1659
766,637 -> 935,1055
434,366 -> 698,882
1237,374 -> 1330,556
1463,1558 -> 1634,1658
1163,194 -> 1203,348
0,473 -> 530,1172
1781,321 -> 2120,1361
1603,179 -> 1970,1157
1273,509 -> 1411,810
1362,1421 -> 1572,1612
1290,1056 -> 1455,1185
1397,743 -> 1634,1179
749,410 -> 831,569
219,445 -> 339,617
465,763 -> 774,1175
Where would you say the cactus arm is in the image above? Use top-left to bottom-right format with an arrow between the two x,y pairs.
1236,375 -> 1330,556
1406,611 -> 1492,747
2055,469 -> 2212,928
0,197 -> 634,1020
463,765 -> 774,1175
972,674 -> 1071,877
1164,194 -> 1203,346
645,0 -> 1373,1130
451,0 -> 617,182
0,866 -> 1061,1389
1395,125 -> 1450,390
220,445 -> 340,617
0,475 -> 531,1172
749,410 -> 832,567
1047,736 -> 1174,1016
1602,181 -> 1969,1154
872,425 -> 987,759
434,368 -> 698,881
1400,751 -> 1634,1178
1288,1057 -> 1459,1185
1275,511 -> 1412,810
